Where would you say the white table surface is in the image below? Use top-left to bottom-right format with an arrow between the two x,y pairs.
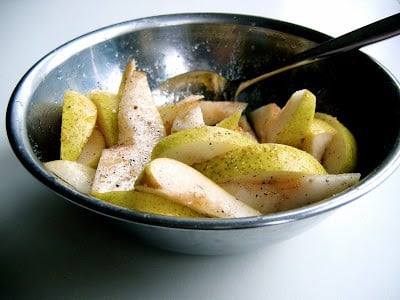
1,0 -> 399,299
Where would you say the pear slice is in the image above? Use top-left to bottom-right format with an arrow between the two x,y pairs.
238,115 -> 258,141
199,100 -> 247,125
217,172 -> 360,213
95,68 -> 166,192
60,90 -> 97,161
171,102 -> 205,133
315,112 -> 358,173
301,118 -> 337,161
249,103 -> 281,143
216,110 -> 242,130
86,90 -> 119,147
117,59 -> 136,98
250,89 -> 316,147
77,127 -> 106,168
158,95 -> 204,135
44,160 -> 96,194
118,69 -> 165,146
91,145 -> 143,193
135,158 -> 261,218
193,143 -> 327,181
151,125 -> 257,165
92,190 -> 205,218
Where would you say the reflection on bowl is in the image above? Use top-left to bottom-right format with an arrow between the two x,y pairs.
6,13 -> 400,255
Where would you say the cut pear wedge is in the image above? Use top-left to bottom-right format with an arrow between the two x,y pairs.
217,172 -> 361,214
301,118 -> 337,162
193,143 -> 327,181
250,89 -> 316,147
170,101 -> 205,133
151,125 -> 257,165
118,69 -> 165,147
91,145 -> 144,193
135,158 -> 262,218
158,95 -> 204,135
77,127 -> 106,168
238,115 -> 258,141
315,112 -> 358,173
199,100 -> 247,125
92,190 -> 205,218
92,66 -> 167,193
249,103 -> 281,143
216,110 -> 243,130
86,90 -> 119,147
60,91 -> 97,161
44,160 -> 96,194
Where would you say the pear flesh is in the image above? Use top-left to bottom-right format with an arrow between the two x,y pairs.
135,158 -> 262,218
117,70 -> 166,146
218,172 -> 360,213
86,90 -> 119,147
250,89 -> 316,148
315,112 -> 358,173
91,145 -> 144,193
44,160 -> 96,194
216,110 -> 243,130
77,128 -> 106,168
301,118 -> 337,162
171,102 -> 205,133
92,66 -> 166,193
199,101 -> 248,125
158,95 -> 204,135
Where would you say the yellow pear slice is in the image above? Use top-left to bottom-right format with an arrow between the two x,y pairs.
151,125 -> 257,165
158,95 -> 204,135
60,91 -> 97,161
118,69 -> 166,146
217,172 -> 360,213
117,59 -> 136,98
238,115 -> 258,141
301,118 -> 337,161
92,190 -> 205,218
315,112 -> 358,173
216,110 -> 242,130
199,100 -> 248,125
193,143 -> 327,181
86,90 -> 119,147
44,160 -> 96,194
93,68 -> 167,193
77,127 -> 106,168
250,89 -> 316,147
91,145 -> 143,193
135,158 -> 261,218
171,102 -> 205,133
249,102 -> 281,143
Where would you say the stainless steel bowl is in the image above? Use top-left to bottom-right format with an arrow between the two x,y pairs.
6,13 -> 400,255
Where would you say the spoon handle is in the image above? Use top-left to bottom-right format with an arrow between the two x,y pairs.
290,12 -> 400,63
235,12 -> 400,99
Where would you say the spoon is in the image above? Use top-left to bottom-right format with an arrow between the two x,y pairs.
155,12 -> 400,102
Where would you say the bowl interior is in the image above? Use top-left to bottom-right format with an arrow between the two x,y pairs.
7,13 -> 400,228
